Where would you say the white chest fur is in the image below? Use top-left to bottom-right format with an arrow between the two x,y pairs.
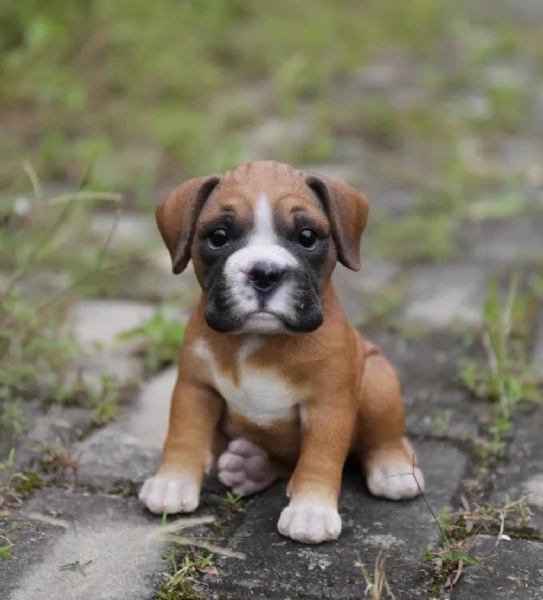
193,339 -> 301,426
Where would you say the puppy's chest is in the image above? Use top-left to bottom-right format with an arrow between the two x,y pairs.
194,340 -> 301,426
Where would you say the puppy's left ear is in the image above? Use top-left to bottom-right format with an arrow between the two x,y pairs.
305,173 -> 369,271
156,175 -> 221,274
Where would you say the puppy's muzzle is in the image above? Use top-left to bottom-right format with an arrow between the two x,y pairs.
247,261 -> 287,293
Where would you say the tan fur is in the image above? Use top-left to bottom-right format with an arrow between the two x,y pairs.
147,161 -> 421,543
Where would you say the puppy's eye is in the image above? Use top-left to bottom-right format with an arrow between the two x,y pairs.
208,228 -> 229,249
298,228 -> 318,250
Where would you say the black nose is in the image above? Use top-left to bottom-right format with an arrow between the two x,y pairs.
248,261 -> 286,291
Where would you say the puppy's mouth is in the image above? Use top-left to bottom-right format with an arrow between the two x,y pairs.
238,311 -> 287,334
205,306 -> 323,335
215,309 -> 290,335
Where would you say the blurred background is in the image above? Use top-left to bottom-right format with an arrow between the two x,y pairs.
1,0 -> 543,431
2,1 -> 543,262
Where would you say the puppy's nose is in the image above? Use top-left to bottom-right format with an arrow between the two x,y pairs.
247,261 -> 286,292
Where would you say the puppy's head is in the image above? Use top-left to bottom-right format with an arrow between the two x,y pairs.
156,161 -> 368,335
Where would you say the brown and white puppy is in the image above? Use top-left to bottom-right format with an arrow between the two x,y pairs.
139,161 -> 424,544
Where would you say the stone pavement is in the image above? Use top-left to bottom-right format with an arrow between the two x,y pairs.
1,214 -> 543,599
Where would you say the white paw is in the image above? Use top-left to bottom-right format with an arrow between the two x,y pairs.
278,501 -> 341,544
139,474 -> 200,514
217,438 -> 276,496
366,462 -> 424,500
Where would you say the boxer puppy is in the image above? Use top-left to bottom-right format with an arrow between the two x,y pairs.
139,161 -> 424,544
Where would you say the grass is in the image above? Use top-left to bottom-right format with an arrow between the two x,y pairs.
157,547 -> 214,600
2,1 -> 543,196
424,493 -> 533,591
459,274 -> 542,456
223,492 -> 245,513
39,442 -> 80,481
118,305 -> 185,375
0,449 -> 43,511
356,551 -> 395,600
0,539 -> 13,560
0,168 -> 146,436
372,213 -> 459,263
154,515 -> 246,600
355,460 -> 536,596
0,400 -> 26,434
0,1 -> 452,187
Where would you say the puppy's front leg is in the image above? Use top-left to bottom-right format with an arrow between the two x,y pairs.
140,374 -> 222,514
278,398 -> 353,544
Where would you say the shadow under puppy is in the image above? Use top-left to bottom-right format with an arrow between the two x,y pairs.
140,160 -> 424,544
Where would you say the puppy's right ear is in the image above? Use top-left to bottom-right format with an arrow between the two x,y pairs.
156,175 -> 221,274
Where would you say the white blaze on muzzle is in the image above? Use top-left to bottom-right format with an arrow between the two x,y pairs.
223,194 -> 299,328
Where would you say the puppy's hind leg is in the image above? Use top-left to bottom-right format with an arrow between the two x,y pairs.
354,342 -> 424,500
217,439 -> 289,496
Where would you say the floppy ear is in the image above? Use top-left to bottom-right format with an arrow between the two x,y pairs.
156,175 -> 221,274
305,172 -> 369,271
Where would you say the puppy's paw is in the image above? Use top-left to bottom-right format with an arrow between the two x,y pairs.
365,446 -> 424,500
139,474 -> 200,514
278,501 -> 341,544
217,438 -> 277,496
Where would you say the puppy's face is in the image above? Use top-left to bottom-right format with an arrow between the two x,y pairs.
156,161 -> 369,335
195,183 -> 332,334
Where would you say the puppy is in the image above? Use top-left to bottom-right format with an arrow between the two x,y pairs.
139,161 -> 424,544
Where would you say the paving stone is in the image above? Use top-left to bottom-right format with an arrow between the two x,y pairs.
12,271 -> 72,302
372,188 -> 419,216
205,440 -> 468,600
115,267 -> 201,305
534,84 -> 543,131
357,259 -> 402,292
75,366 -> 177,487
0,402 -> 96,486
65,299 -> 185,390
65,299 -> 156,390
333,260 -> 401,325
68,299 -> 161,349
370,331 -> 490,443
300,163 -> 361,185
402,264 -> 489,329
0,488 -> 222,600
348,61 -> 400,91
89,212 -> 160,251
486,408 -> 543,530
464,218 -> 543,263
451,535 -> 543,599
532,314 -> 543,377
239,115 -> 313,162
495,137 -> 541,171
485,0 -> 543,19
481,62 -> 533,90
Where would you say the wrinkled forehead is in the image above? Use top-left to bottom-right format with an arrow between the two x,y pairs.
196,169 -> 329,234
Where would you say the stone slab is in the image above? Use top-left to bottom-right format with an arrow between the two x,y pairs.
300,163 -> 361,185
0,402 -> 96,495
89,212 -> 160,252
451,535 -> 543,599
65,299 -> 185,390
0,488 -> 222,600
332,260 -> 401,325
67,299 -> 161,349
369,331 -> 491,443
464,218 -> 543,263
486,408 -> 543,530
532,313 -> 543,377
402,264 -> 489,329
74,367 -> 177,488
205,440 -> 468,600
